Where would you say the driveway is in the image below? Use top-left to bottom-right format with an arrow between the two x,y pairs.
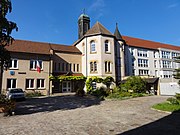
0,95 -> 179,135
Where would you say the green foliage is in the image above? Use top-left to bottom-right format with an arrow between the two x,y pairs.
91,87 -> 109,99
49,75 -> 86,82
152,102 -> 180,112
175,93 -> 180,100
86,76 -> 103,93
102,76 -> 114,88
76,88 -> 85,97
0,94 -> 16,114
121,76 -> 146,93
167,97 -> 179,105
25,91 -> 44,98
0,0 -> 18,93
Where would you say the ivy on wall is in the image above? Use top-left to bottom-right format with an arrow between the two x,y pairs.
49,75 -> 87,82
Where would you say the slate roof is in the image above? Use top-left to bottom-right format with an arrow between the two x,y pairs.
114,24 -> 123,40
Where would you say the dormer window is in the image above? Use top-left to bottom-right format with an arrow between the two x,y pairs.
105,40 -> 110,53
90,40 -> 96,53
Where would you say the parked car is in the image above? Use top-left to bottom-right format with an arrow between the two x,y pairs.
6,88 -> 26,101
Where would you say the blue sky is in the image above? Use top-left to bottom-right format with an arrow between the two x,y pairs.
8,0 -> 180,46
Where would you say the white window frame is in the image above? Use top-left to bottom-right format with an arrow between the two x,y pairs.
7,78 -> 17,89
161,51 -> 170,59
105,61 -> 112,73
37,79 -> 45,89
137,49 -> 148,57
26,79 -> 35,89
138,59 -> 148,67
30,60 -> 43,70
139,69 -> 149,75
90,61 -> 97,73
162,60 -> 172,68
105,40 -> 110,53
90,41 -> 96,53
9,59 -> 18,69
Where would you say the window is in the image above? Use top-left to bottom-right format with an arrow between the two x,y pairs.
54,62 -> 57,71
105,40 -> 109,52
105,61 -> 112,73
69,63 -> 72,71
154,60 -> 157,68
172,52 -> 180,59
90,61 -> 97,72
30,60 -> 42,70
37,79 -> 45,89
26,79 -> 34,89
77,64 -> 79,72
161,51 -> 170,59
62,63 -> 65,71
9,59 -> 18,69
90,40 -> 96,52
73,64 -> 76,72
58,63 -> 61,71
162,60 -> 171,68
139,70 -> 149,75
138,59 -> 148,67
66,63 -> 69,71
7,79 -> 16,89
137,49 -> 148,57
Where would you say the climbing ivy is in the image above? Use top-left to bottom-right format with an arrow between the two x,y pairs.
49,75 -> 86,82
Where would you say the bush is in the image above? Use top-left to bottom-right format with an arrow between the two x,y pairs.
0,94 -> 16,115
25,91 -> 44,98
76,88 -> 85,97
91,87 -> 109,99
121,76 -> 146,93
175,93 -> 180,100
167,97 -> 179,105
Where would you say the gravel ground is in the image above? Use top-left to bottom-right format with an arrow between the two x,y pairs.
0,95 -> 179,135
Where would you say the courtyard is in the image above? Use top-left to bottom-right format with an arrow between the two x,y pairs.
0,95 -> 179,135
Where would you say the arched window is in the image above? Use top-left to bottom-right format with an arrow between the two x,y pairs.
90,61 -> 98,73
105,61 -> 112,73
105,40 -> 109,52
90,40 -> 96,52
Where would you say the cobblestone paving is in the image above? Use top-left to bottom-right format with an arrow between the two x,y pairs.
0,95 -> 179,135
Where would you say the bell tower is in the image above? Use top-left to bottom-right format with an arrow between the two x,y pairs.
78,11 -> 90,39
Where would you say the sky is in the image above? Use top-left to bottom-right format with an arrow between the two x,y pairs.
7,0 -> 180,46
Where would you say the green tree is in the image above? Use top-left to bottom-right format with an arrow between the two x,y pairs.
173,56 -> 180,85
121,76 -> 146,93
102,76 -> 114,89
0,0 -> 18,93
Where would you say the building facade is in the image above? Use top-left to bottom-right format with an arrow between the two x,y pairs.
1,14 -> 180,95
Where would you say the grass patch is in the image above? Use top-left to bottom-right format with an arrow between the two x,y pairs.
106,92 -> 150,100
152,102 -> 180,112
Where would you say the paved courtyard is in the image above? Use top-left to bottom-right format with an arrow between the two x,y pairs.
0,95 -> 179,135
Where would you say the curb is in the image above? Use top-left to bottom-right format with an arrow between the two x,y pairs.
151,108 -> 172,114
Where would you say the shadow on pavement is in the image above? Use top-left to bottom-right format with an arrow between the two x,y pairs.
119,110 -> 180,135
15,94 -> 102,115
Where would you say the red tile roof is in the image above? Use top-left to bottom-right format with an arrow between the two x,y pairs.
122,36 -> 180,51
6,40 -> 81,54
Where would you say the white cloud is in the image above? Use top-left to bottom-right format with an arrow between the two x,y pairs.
168,3 -> 179,9
88,0 -> 105,19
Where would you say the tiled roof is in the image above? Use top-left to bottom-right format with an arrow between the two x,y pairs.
85,22 -> 113,36
122,36 -> 180,51
6,40 -> 51,55
50,44 -> 81,54
6,40 -> 81,54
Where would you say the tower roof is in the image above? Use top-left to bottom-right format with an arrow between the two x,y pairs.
85,22 -> 113,36
114,23 -> 122,40
78,13 -> 90,20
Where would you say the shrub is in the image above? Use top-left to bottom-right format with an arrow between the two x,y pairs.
175,93 -> 180,100
121,76 -> 146,93
76,88 -> 85,97
0,94 -> 16,115
25,91 -> 44,98
91,87 -> 109,99
167,97 -> 179,105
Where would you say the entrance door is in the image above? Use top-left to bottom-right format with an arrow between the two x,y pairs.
62,81 -> 71,92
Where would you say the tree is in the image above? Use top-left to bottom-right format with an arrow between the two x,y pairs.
121,76 -> 146,93
0,0 -> 18,93
173,56 -> 180,85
